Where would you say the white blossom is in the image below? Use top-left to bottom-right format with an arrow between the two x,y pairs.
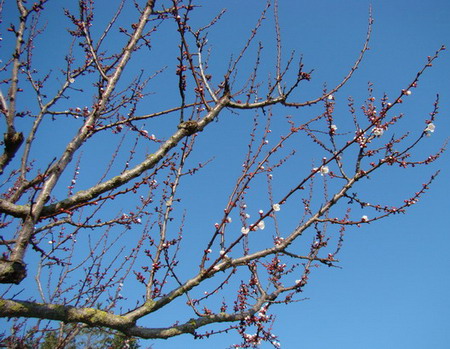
327,94 -> 334,100
257,220 -> 265,230
272,203 -> 281,212
241,227 -> 249,235
69,77 -> 75,84
245,213 -> 250,219
320,166 -> 329,176
361,215 -> 368,222
331,124 -> 337,132
226,217 -> 232,223
373,127 -> 384,137
425,123 -> 435,134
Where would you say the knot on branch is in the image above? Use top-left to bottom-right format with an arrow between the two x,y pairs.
178,120 -> 200,135
0,258 -> 26,284
0,131 -> 24,174
4,131 -> 24,154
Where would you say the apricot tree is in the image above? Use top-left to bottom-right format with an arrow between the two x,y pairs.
0,1 -> 446,347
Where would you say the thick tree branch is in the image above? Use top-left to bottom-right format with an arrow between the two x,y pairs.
0,298 -> 254,339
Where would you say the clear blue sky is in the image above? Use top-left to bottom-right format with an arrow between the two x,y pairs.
150,1 -> 450,348
1,1 -> 450,348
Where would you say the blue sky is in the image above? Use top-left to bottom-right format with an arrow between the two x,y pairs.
1,1 -> 450,348
150,1 -> 450,348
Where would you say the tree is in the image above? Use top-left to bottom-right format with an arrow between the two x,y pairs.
0,0 -> 447,348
